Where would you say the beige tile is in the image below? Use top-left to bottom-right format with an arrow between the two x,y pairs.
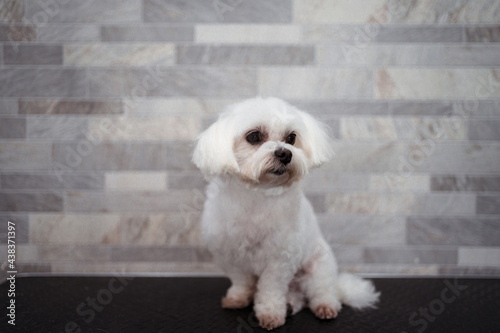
30,214 -> 121,244
295,0 -> 387,23
123,98 -> 238,116
39,245 -> 112,262
51,262 -> 222,274
105,172 -> 167,191
64,43 -> 175,66
196,24 -> 301,43
327,192 -> 415,214
370,174 -> 430,191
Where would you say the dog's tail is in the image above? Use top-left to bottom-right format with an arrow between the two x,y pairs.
337,272 -> 380,309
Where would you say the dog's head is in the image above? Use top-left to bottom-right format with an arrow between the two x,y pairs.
192,97 -> 334,189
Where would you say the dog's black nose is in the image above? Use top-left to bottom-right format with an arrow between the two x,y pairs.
275,148 -> 292,165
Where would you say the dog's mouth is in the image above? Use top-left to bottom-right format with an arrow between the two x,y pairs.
269,166 -> 288,176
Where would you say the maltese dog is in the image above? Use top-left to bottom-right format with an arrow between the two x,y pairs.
192,97 -> 379,330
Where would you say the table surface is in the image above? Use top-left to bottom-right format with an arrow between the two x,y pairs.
1,275 -> 499,332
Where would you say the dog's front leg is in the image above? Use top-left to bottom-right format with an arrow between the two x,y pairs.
254,264 -> 294,330
222,271 -> 257,309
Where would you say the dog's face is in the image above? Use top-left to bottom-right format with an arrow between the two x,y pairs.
193,97 -> 333,189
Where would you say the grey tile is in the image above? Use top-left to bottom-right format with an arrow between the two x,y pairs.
0,117 -> 25,138
364,247 -> 457,265
106,190 -> 195,212
40,245 -> 111,262
0,214 -> 28,243
27,116 -> 88,140
0,192 -> 63,212
101,25 -> 193,42
52,142 -> 166,170
0,25 -> 35,41
476,195 -> 500,215
438,266 -> 500,277
0,100 -> 18,114
3,44 -> 62,65
407,217 -> 500,246
64,191 -> 107,212
144,0 -> 291,23
122,68 -> 256,97
0,0 -> 24,22
431,175 -> 500,192
390,101 -> 453,116
0,142 -> 51,170
177,45 -> 314,65
25,0 -> 141,23
469,120 -> 500,140
292,101 -> 390,116
1,172 -> 104,190
455,100 -> 500,118
0,68 -> 86,97
304,193 -> 326,213
87,69 -> 124,97
466,26 -> 500,42
375,26 -> 463,43
19,99 -> 123,115
304,171 -> 369,191
414,193 -> 475,216
168,171 -> 206,190
37,24 -> 100,42
165,141 -> 196,171
111,246 -> 212,262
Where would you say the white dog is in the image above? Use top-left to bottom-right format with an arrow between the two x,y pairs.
192,97 -> 379,330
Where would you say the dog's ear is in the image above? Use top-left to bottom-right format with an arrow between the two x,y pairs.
192,114 -> 239,178
297,110 -> 334,168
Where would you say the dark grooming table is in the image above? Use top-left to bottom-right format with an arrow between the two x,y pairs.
1,275 -> 499,332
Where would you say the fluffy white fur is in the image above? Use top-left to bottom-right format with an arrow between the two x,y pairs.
192,97 -> 379,330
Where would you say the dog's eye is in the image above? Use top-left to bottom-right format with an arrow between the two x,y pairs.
285,133 -> 296,145
246,131 -> 263,145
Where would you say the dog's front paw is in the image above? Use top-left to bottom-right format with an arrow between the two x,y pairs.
257,313 -> 286,331
313,304 -> 339,320
222,296 -> 251,309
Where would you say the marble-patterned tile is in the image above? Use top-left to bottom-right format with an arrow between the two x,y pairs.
167,171 -> 206,190
123,98 -> 235,116
177,45 -> 314,65
458,247 -> 500,267
27,116 -> 87,139
407,217 -> 500,246
414,193 -> 476,216
343,263 -> 439,276
39,245 -> 112,262
376,69 -> 500,99
292,100 -> 390,116
454,100 -> 500,118
0,213 -> 28,243
111,246 -> 211,262
0,68 -> 86,97
0,117 -> 25,138
329,246 -> 364,264
30,214 -> 121,244
0,99 -> 18,114
195,24 -> 301,43
65,44 -> 175,66
431,175 -> 500,192
144,0 -> 291,23
87,68 -> 124,97
304,171 -> 369,191
165,141 -> 197,171
0,0 -> 24,22
101,25 -> 193,42
122,68 -> 256,97
19,99 -> 123,115
294,0 -> 387,24
37,24 -> 100,42
25,0 -> 141,23
119,213 -> 201,246
15,245 -> 39,261
1,172 -> 104,190
466,26 -> 500,42
259,67 -> 372,99
376,26 -> 462,43
88,116 -> 199,140
105,171 -> 167,191
369,174 -> 429,191
106,190 -> 195,213
0,142 -> 51,170
0,192 -> 63,212
364,247 -> 457,265
476,195 -> 500,215
49,262 -> 221,275
304,193 -> 326,214
326,192 -> 415,214
469,119 -> 500,140
439,266 -> 500,277
4,44 -> 62,65
318,214 -> 406,245
0,25 -> 35,41
52,142 -> 167,171
63,191 -> 107,213
390,101 -> 453,116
